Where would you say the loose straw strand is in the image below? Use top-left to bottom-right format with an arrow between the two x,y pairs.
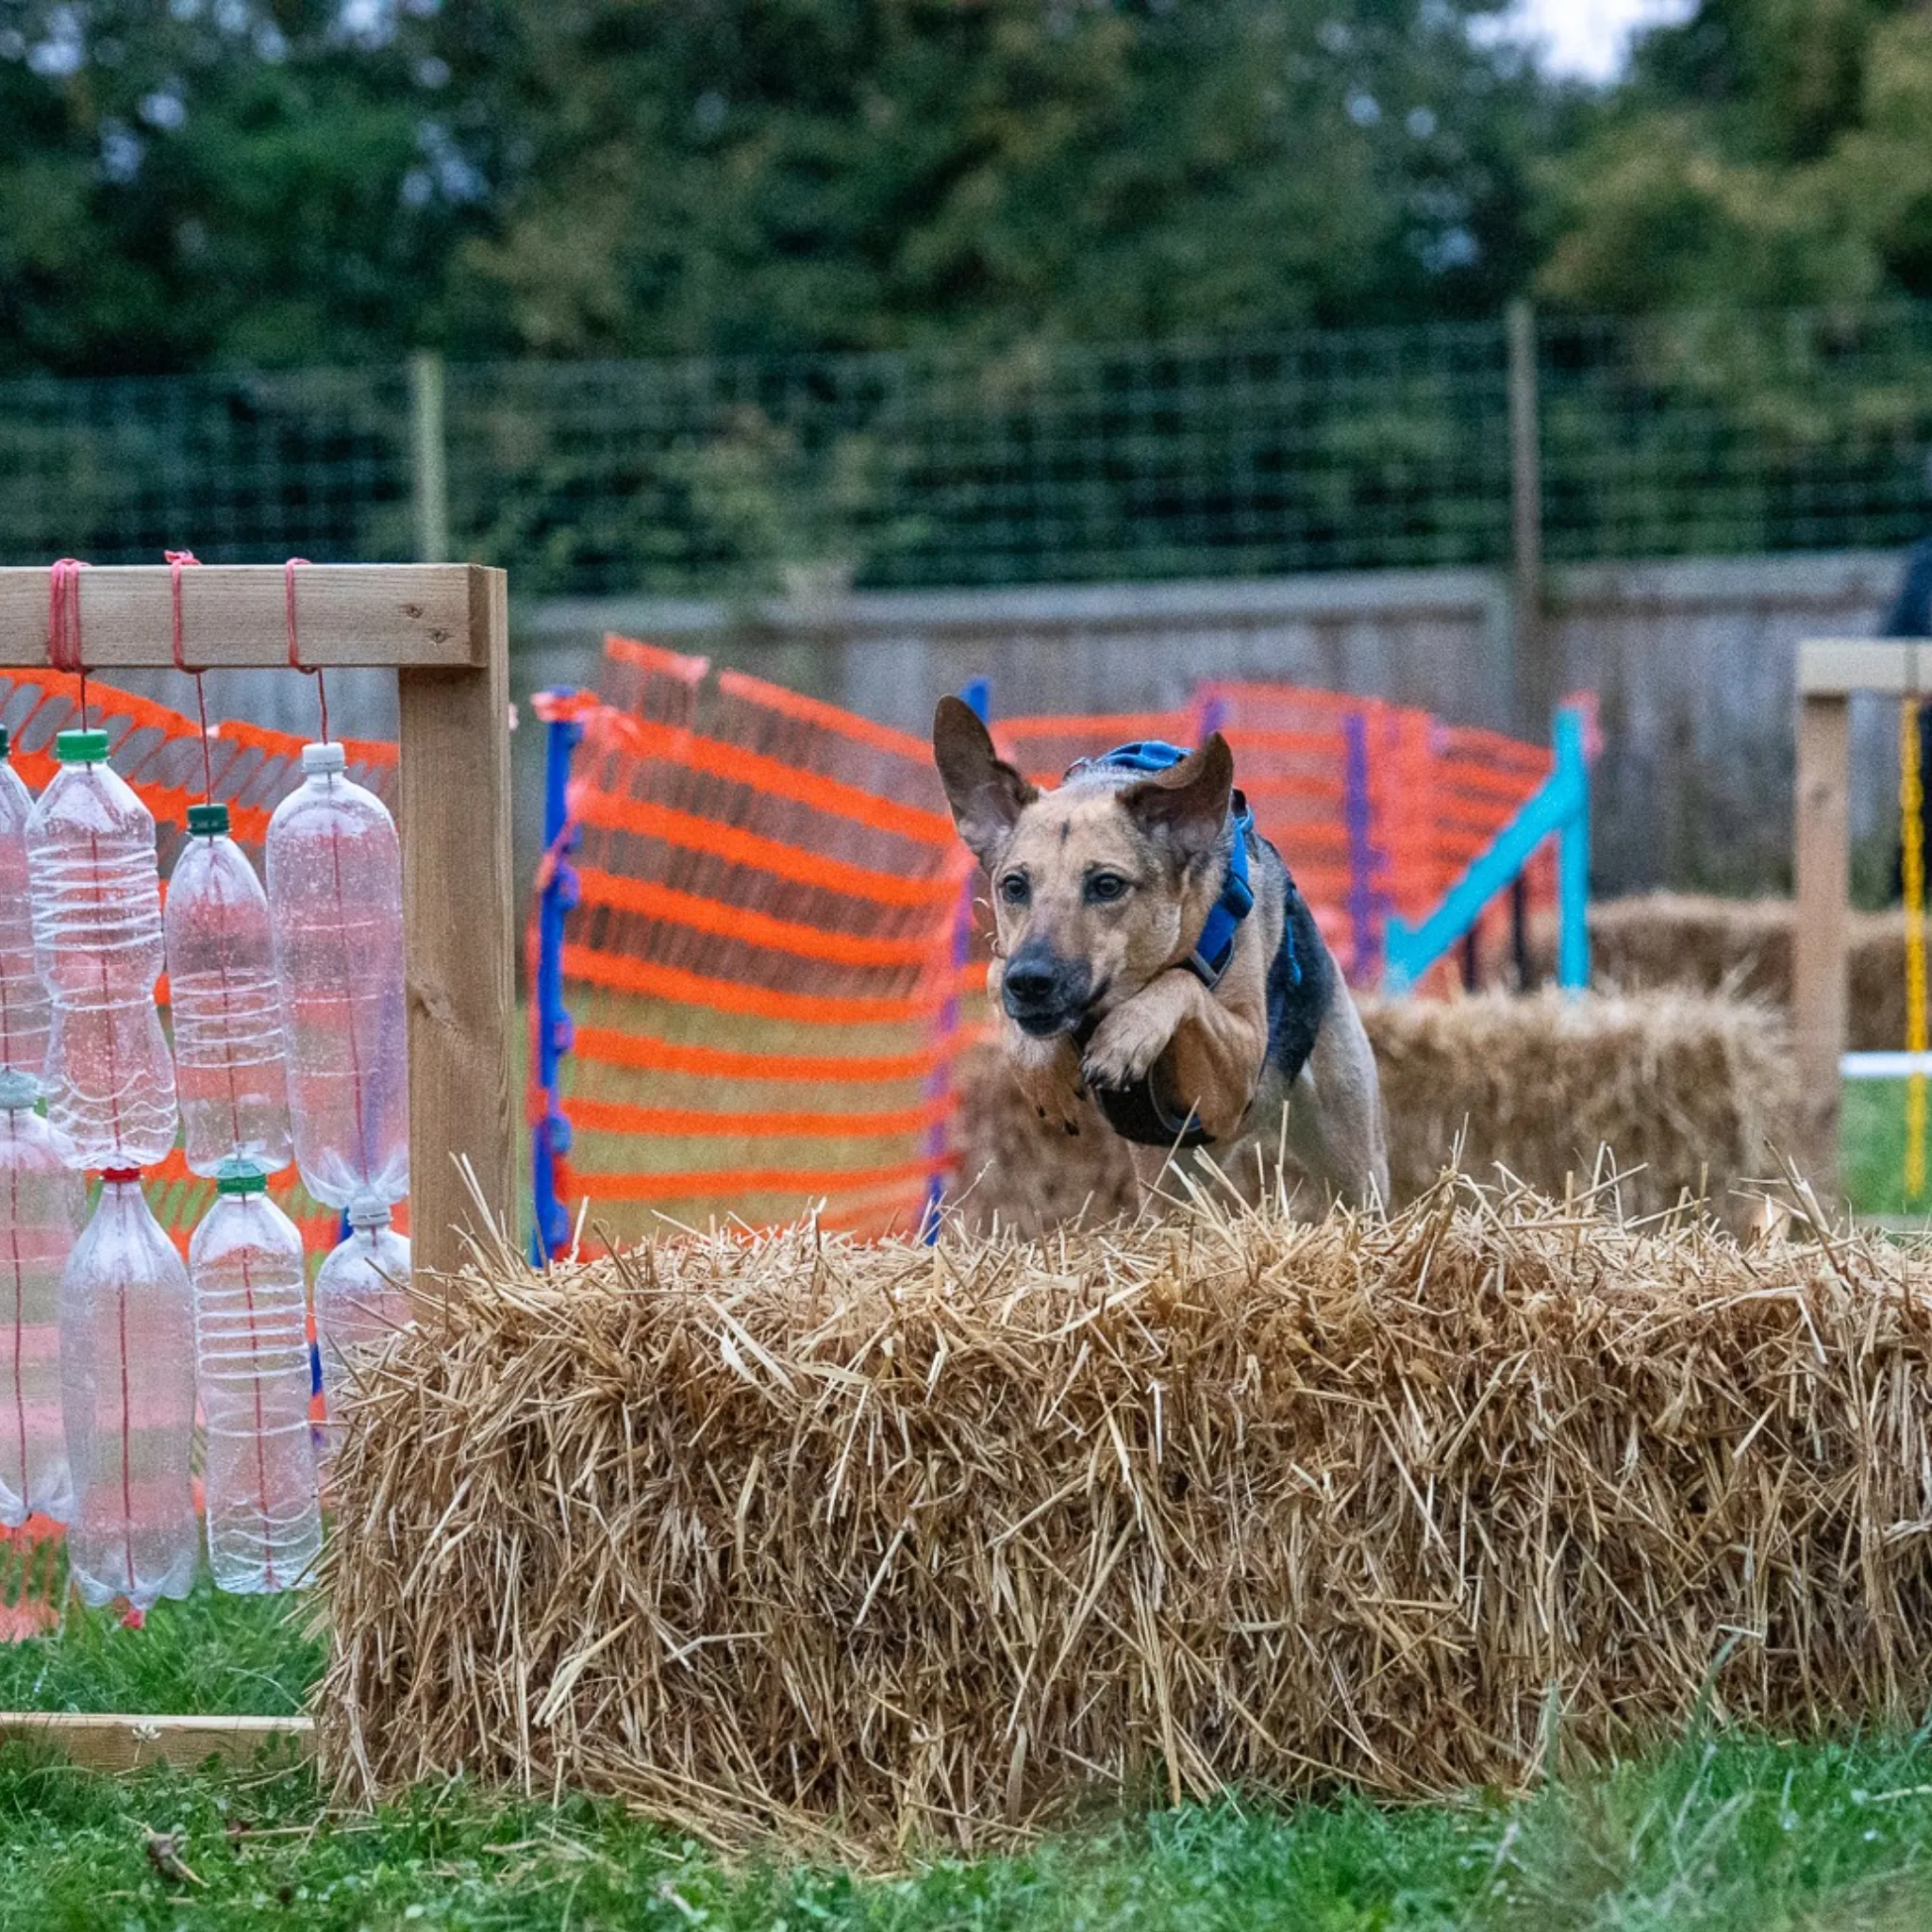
166,549 -> 215,804
284,558 -> 329,743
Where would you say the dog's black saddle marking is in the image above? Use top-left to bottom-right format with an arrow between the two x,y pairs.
1266,866 -> 1330,1089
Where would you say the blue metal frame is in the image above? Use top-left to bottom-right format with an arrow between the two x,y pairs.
922,676 -> 989,1241
530,691 -> 587,1263
1384,704 -> 1591,994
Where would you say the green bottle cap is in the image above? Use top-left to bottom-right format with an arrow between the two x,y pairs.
187,802 -> 230,839
55,728 -> 109,764
0,724 -> 10,759
214,1158 -> 269,1196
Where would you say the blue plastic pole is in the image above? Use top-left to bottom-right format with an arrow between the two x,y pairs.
1555,706 -> 1591,991
923,676 -> 990,1242
530,691 -> 586,1264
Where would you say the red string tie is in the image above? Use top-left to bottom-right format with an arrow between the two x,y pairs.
284,557 -> 329,744
47,558 -> 91,727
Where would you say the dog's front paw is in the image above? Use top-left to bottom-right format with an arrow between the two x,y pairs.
1007,1028 -> 1088,1137
1081,1001 -> 1173,1091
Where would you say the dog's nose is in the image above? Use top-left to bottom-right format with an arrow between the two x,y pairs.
1002,960 -> 1058,1008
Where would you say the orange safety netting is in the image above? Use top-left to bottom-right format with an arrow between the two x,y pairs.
534,643 -> 1567,1250
535,636 -> 973,1247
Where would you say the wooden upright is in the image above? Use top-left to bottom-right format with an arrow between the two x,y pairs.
1792,641 -> 1932,1191
0,562 -> 515,1282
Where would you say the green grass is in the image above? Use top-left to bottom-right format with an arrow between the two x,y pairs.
9,1596 -> 1932,1927
1841,1078 -> 1932,1221
0,1586 -> 319,1720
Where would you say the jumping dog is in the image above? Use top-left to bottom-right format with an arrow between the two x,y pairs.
934,697 -> 1388,1211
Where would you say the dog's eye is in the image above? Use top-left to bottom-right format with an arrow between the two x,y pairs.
1085,872 -> 1129,904
998,873 -> 1030,907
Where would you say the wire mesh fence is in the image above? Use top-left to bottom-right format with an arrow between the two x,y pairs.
3,304 -> 1931,593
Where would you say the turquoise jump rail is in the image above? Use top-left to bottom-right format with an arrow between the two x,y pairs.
1384,704 -> 1591,994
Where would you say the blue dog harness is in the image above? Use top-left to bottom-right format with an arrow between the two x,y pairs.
1073,740 -> 1265,990
1068,740 -> 1282,1147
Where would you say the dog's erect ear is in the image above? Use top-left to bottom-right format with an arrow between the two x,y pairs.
934,696 -> 1038,867
1121,733 -> 1235,866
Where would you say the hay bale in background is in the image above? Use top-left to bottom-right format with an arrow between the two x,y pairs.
1366,991 -> 1796,1225
319,1186 -> 1932,1856
1520,891 -> 1907,1052
953,991 -> 1794,1235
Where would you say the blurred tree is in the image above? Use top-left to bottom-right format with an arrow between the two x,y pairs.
454,0 -> 1558,357
1538,0 -> 1932,312
0,0 -> 1557,374
0,0 -> 498,374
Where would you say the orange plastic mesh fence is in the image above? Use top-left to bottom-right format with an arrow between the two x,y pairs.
538,637 -> 973,1248
540,654 -> 1564,1251
0,669 -> 399,1620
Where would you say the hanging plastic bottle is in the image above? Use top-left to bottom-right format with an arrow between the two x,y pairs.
189,1160 -> 321,1593
59,1172 -> 196,1608
0,1074 -> 80,1527
27,729 -> 177,1172
313,1195 -> 412,1448
167,802 -> 292,1179
0,725 -> 51,1089
266,744 -> 408,1210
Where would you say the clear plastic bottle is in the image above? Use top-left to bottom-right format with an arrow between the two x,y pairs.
313,1197 -> 412,1448
0,726 -> 51,1089
167,803 -> 292,1179
0,1074 -> 80,1526
189,1161 -> 321,1593
266,744 -> 408,1210
59,1172 -> 197,1608
27,730 -> 178,1171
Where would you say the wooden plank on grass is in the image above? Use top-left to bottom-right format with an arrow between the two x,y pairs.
0,1711 -> 314,1772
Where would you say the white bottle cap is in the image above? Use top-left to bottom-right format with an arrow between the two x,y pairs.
0,1071 -> 39,1111
346,1193 -> 394,1230
302,741 -> 347,775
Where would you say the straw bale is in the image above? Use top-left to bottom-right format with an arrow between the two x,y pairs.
953,991 -> 1794,1236
319,1180 -> 1932,1857
1518,892 -> 1907,1053
1365,991 -> 1796,1227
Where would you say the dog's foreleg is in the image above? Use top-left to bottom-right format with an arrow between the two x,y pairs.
1080,969 -> 1266,1143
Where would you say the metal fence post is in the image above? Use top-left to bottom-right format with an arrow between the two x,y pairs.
409,350 -> 449,565
1507,300 -> 1544,736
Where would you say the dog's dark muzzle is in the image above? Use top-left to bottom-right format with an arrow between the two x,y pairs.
1000,948 -> 1092,1039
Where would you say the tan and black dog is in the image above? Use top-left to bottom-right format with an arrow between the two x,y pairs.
934,696 -> 1388,1211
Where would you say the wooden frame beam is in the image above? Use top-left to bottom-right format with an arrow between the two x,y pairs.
1800,640 -> 1932,697
0,561 -> 515,1281
1793,688 -> 1851,1190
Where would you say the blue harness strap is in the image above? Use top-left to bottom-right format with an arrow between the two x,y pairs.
1065,739 -> 1278,1150
1076,740 -> 1261,989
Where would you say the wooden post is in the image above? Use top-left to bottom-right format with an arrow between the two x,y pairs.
410,350 -> 450,565
1793,691 -> 1850,1191
400,567 -> 516,1277
1507,299 -> 1544,736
